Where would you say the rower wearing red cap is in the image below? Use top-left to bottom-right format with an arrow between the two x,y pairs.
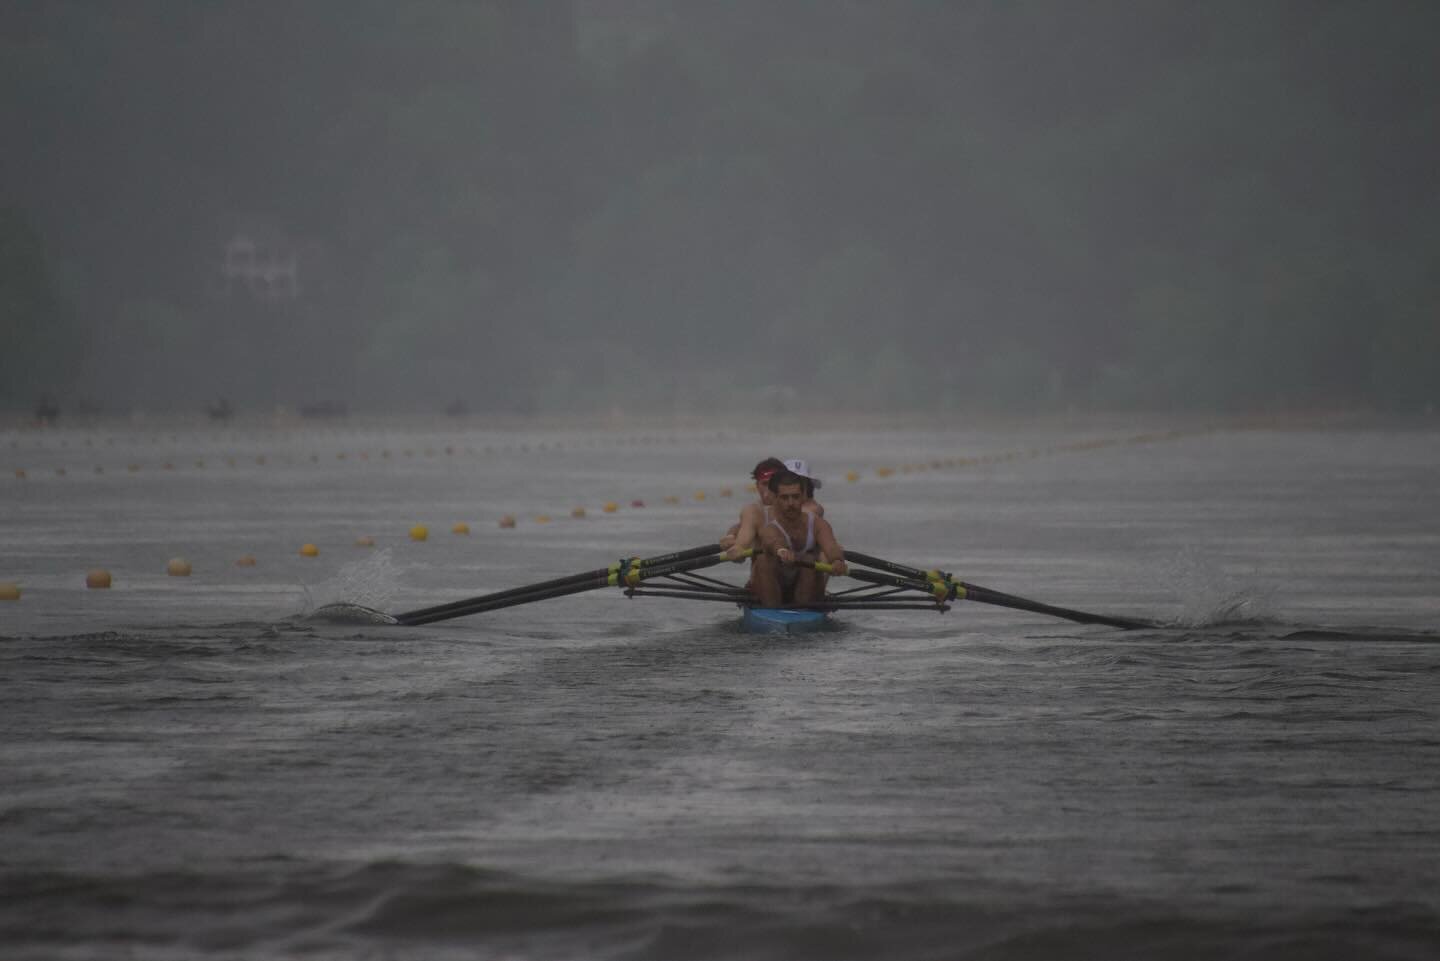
720,457 -> 822,559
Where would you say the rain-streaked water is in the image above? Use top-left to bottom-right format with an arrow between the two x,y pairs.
3,417 -> 1439,960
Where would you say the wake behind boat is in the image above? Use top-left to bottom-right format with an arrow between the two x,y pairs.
308,543 -> 1157,634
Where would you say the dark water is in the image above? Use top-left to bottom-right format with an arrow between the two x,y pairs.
3,419 -> 1438,959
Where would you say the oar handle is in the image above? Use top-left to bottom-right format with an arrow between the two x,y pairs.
798,558 -> 949,603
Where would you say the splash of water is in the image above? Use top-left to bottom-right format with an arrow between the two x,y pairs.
301,548 -> 404,614
1149,549 -> 1277,628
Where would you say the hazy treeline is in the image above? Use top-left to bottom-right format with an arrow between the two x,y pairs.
3,1 -> 1437,416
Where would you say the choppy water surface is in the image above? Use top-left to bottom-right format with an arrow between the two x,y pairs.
3,418 -> 1439,959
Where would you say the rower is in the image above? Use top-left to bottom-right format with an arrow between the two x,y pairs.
751,466 -> 847,607
721,457 -> 823,560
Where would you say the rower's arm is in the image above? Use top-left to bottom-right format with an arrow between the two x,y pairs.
725,504 -> 764,559
757,522 -> 787,558
803,498 -> 825,518
814,518 -> 847,574
718,521 -> 741,550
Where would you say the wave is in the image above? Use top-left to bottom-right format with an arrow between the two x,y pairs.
3,861 -> 1438,960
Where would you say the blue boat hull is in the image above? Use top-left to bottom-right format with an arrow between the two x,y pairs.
740,607 -> 828,635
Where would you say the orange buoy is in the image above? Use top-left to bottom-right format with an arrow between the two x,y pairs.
409,525 -> 429,541
235,554 -> 257,567
498,515 -> 517,529
630,500 -> 645,508
534,514 -> 552,524
452,522 -> 470,535
846,471 -> 859,482
86,569 -> 112,589
355,536 -> 375,547
602,502 -> 619,513
571,507 -> 587,519
299,543 -> 320,557
166,557 -> 192,577
0,582 -> 19,601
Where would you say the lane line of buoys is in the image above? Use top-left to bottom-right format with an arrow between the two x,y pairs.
1,425 -> 1220,602
484,426 -> 1219,530
3,430 -> 743,482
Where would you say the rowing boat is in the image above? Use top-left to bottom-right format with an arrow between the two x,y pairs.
740,607 -> 829,635
307,543 -> 1156,632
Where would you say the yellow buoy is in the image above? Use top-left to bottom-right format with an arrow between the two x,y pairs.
846,470 -> 859,483
694,491 -> 706,501
235,555 -> 257,567
534,514 -> 552,524
498,515 -> 517,529
166,557 -> 192,577
86,569 -> 112,589
299,543 -> 320,557
0,582 -> 20,601
355,536 -> 375,547
602,501 -> 619,513
571,506 -> 587,519
452,522 -> 470,535
409,525 -> 429,541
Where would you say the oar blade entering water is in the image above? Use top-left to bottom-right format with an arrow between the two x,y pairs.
307,602 -> 401,626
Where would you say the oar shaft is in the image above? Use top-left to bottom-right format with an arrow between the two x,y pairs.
959,584 -> 1153,630
393,543 -> 720,625
397,575 -> 611,625
845,550 -> 1154,630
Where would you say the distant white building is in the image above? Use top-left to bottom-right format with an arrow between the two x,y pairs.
218,230 -> 301,301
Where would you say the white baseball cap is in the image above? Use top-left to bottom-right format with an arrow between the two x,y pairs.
783,459 -> 822,489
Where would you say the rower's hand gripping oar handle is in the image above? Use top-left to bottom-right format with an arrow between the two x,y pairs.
801,559 -> 950,604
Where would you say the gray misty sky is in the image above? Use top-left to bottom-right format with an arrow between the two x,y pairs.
2,1 -> 1437,415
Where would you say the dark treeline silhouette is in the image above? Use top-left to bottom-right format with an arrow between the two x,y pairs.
2,1 -> 1436,415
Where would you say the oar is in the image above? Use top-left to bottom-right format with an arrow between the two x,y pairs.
395,543 -> 723,626
844,550 -> 1156,630
800,559 -> 949,603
